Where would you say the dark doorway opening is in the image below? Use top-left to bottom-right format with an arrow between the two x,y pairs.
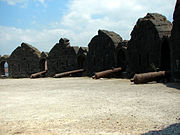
117,50 -> 126,68
0,61 -> 8,76
39,58 -> 47,71
161,40 -> 171,71
77,55 -> 85,68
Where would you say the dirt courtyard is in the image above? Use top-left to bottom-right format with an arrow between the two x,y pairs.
0,77 -> 180,135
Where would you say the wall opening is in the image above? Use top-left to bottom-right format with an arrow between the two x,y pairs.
39,58 -> 47,71
117,50 -> 126,68
161,40 -> 171,70
77,55 -> 85,68
0,61 -> 8,76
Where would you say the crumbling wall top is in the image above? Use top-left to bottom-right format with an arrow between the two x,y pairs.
10,42 -> 41,59
0,55 -> 9,62
21,43 -> 41,57
98,30 -> 123,47
72,46 -> 80,54
59,38 -> 70,47
41,52 -> 49,58
134,13 -> 172,38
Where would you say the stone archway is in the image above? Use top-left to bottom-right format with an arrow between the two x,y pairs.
117,49 -> 126,68
77,55 -> 85,68
0,61 -> 8,76
161,40 -> 171,71
39,58 -> 47,71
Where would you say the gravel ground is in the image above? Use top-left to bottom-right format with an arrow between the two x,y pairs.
0,77 -> 180,135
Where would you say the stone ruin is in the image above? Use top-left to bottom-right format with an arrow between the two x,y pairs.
171,0 -> 180,81
47,38 -> 87,76
86,29 -> 127,76
127,13 -> 172,75
40,52 -> 48,71
116,40 -> 128,69
77,47 -> 88,69
8,43 -> 41,78
0,0 -> 180,81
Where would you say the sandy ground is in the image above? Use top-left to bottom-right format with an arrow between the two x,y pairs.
0,77 -> 180,135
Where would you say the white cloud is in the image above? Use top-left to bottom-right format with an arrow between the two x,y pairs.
0,0 -> 177,55
0,26 -> 73,55
59,0 -> 176,41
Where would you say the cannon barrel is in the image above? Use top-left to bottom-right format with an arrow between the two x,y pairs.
92,67 -> 123,79
130,71 -> 168,84
30,70 -> 47,79
54,69 -> 85,78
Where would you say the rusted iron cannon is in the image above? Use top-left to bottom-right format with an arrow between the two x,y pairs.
92,67 -> 123,79
54,69 -> 85,78
130,71 -> 168,84
30,70 -> 47,79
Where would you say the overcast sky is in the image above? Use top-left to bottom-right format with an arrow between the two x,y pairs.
0,0 -> 177,55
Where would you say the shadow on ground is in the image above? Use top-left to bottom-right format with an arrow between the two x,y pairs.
142,123 -> 180,135
164,83 -> 180,90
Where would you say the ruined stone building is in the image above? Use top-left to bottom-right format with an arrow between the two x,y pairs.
0,55 -> 9,76
77,47 -> 88,69
86,30 -> 127,76
47,38 -> 87,76
40,52 -> 48,71
171,0 -> 180,81
2,2 -> 180,80
116,40 -> 128,68
127,13 -> 172,74
8,43 -> 41,78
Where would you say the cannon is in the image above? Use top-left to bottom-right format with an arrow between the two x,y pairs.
92,67 -> 123,79
54,69 -> 85,78
130,71 -> 169,84
30,70 -> 47,79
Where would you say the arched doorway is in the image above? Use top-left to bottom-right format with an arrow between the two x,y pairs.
161,40 -> 171,71
0,61 -> 8,76
39,58 -> 47,71
77,55 -> 85,68
117,49 -> 126,68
